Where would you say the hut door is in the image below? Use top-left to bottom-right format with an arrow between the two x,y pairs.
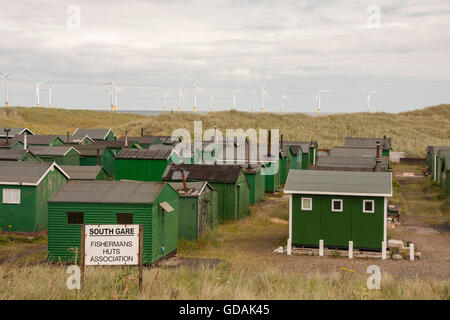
237,184 -> 241,219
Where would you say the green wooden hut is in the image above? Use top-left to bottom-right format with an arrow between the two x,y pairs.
29,146 -> 81,166
313,155 -> 388,172
163,163 -> 250,222
10,135 -> 65,147
47,180 -> 179,264
115,145 -> 181,182
60,165 -> 110,181
0,149 -> 41,162
169,181 -> 218,240
72,128 -> 117,141
437,151 -> 450,196
428,146 -> 450,181
118,136 -> 163,149
0,161 -> 69,232
73,145 -> 116,176
344,136 -> 392,158
284,170 -> 392,251
241,164 -> 265,205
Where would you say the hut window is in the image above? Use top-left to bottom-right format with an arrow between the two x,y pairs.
67,212 -> 84,224
117,213 -> 133,224
363,200 -> 375,213
2,189 -> 21,204
332,199 -> 343,212
301,197 -> 312,211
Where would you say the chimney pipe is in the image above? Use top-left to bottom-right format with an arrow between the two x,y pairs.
180,170 -> 188,191
125,131 -> 128,147
24,132 -> 27,150
267,130 -> 271,157
213,125 -> 217,142
4,128 -> 10,145
280,134 -> 283,150
67,131 -> 70,144
141,128 -> 144,137
246,138 -> 251,169
96,149 -> 100,166
375,141 -> 382,171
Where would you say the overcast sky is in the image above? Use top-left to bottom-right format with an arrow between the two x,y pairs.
0,0 -> 449,113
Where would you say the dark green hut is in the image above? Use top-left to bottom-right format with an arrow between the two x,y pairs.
344,136 -> 392,158
72,128 -> 117,141
47,180 -> 179,264
29,146 -> 81,165
0,161 -> 69,232
115,145 -> 181,182
285,170 -> 392,251
169,181 -> 218,240
10,135 -> 65,147
60,165 -> 110,181
0,149 -> 41,162
73,145 -> 116,176
428,146 -> 450,181
163,163 -> 250,222
437,150 -> 450,196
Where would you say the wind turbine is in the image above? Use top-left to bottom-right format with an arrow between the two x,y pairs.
28,77 -> 48,108
260,82 -> 270,113
100,70 -> 117,112
231,89 -> 241,110
0,72 -> 11,108
361,86 -> 379,113
162,90 -> 170,112
44,85 -> 53,108
178,87 -> 185,112
280,93 -> 289,113
193,82 -> 206,113
313,82 -> 330,115
113,84 -> 124,112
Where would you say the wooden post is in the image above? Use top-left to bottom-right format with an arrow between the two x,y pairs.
139,224 -> 143,293
382,241 -> 387,260
409,243 -> 414,261
348,241 -> 353,259
319,239 -> 324,256
80,224 -> 85,290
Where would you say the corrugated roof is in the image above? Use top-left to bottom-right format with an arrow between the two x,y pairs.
0,149 -> 29,161
49,180 -> 165,204
72,144 -> 108,156
344,137 -> 391,149
169,181 -> 210,197
60,165 -> 106,180
116,145 -> 175,160
163,163 -> 243,183
73,128 -> 115,140
284,170 -> 392,196
330,147 -> 378,157
29,146 -> 79,156
0,128 -> 35,138
10,135 -> 62,145
118,136 -> 161,145
0,161 -> 68,185
57,134 -> 94,144
315,156 -> 388,171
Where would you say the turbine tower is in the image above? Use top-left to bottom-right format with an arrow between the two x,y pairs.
162,90 -> 170,112
313,82 -> 330,115
260,83 -> 270,113
28,77 -> 48,108
100,70 -> 117,112
280,93 -> 289,113
0,72 -> 11,108
231,89 -> 241,110
208,95 -> 214,112
44,86 -> 53,108
113,84 -> 123,112
178,87 -> 185,112
193,82 -> 205,113
361,86 -> 379,113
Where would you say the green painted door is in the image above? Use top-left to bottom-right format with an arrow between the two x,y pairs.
292,195 -> 320,246
320,196 -> 351,248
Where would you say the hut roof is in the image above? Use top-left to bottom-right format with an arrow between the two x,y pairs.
344,137 -> 391,150
118,136 -> 161,145
330,147 -> 378,158
0,128 -> 35,138
0,161 -> 69,185
168,181 -> 211,197
314,156 -> 388,171
29,146 -> 80,156
284,170 -> 392,197
10,134 -> 63,146
60,165 -> 107,180
49,180 -> 167,204
73,128 -> 115,140
0,149 -> 31,161
163,163 -> 243,183
116,144 -> 176,160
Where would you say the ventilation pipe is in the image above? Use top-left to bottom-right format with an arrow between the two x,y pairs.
246,137 -> 251,169
267,129 -> 271,157
96,149 -> 100,166
67,131 -> 70,144
141,128 -> 144,137
181,170 -> 188,191
125,131 -> 128,147
24,132 -> 27,150
4,128 -> 10,145
375,141 -> 382,172
280,134 -> 283,150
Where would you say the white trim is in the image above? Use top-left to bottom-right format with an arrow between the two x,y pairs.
363,199 -> 375,213
19,128 -> 35,136
383,197 -> 387,244
301,197 -> 312,211
284,190 -> 392,197
103,128 -> 116,140
331,199 -> 343,212
287,194 -> 292,255
2,188 -> 21,204
0,162 -> 69,186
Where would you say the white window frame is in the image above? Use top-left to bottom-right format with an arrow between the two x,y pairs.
331,199 -> 343,212
363,200 -> 375,213
301,197 -> 312,211
2,189 -> 21,204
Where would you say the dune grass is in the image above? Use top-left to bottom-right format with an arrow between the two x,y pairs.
1,104 -> 449,156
